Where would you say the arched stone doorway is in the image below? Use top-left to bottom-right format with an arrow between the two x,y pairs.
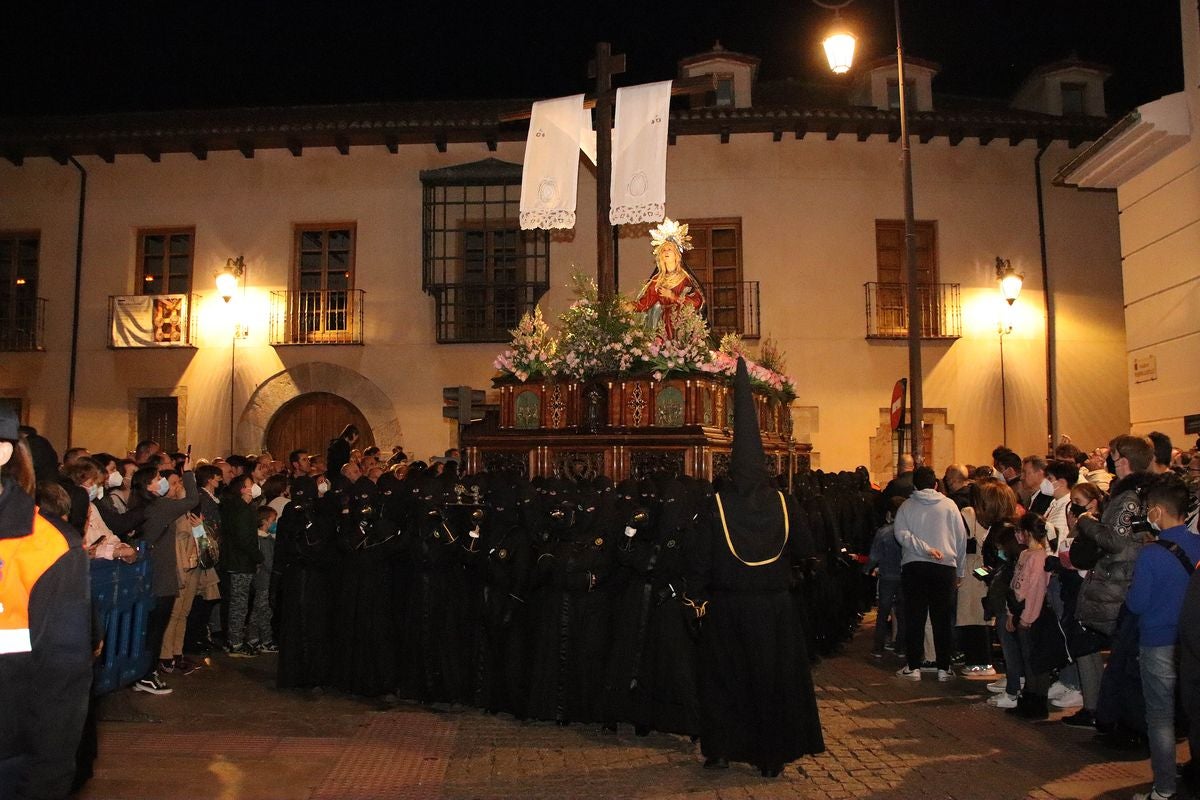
264,392 -> 375,464
236,362 -> 402,456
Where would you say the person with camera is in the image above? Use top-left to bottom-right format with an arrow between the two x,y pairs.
1067,434 -> 1156,731
1125,476 -> 1200,800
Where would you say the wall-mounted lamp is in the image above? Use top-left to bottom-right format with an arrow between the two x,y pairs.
996,257 -> 1023,306
216,256 -> 245,303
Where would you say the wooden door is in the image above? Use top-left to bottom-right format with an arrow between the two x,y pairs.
875,220 -> 939,335
264,392 -> 374,464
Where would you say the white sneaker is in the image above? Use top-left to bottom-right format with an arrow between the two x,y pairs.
937,668 -> 955,682
1131,788 -> 1175,800
896,666 -> 921,681
988,692 -> 1019,709
1051,689 -> 1084,709
987,678 -> 1008,694
1047,680 -> 1069,701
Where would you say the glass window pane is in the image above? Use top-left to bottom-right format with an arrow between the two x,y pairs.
169,234 -> 191,256
300,252 -> 323,270
300,231 -> 324,251
713,249 -> 737,268
326,273 -> 348,291
168,276 -> 189,294
18,240 -> 38,261
328,251 -> 348,270
169,255 -> 190,276
711,229 -> 737,249
328,230 -> 351,250
143,235 -> 164,256
0,241 -> 11,265
299,273 -> 322,291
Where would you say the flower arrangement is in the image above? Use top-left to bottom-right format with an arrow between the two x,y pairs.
492,272 -> 797,403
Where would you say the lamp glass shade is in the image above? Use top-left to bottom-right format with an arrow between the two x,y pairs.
999,271 -> 1023,305
823,30 -> 856,74
216,270 -> 239,302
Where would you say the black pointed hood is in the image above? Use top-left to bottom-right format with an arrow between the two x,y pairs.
730,357 -> 771,497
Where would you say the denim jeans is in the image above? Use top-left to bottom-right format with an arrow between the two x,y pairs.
1140,644 -> 1177,797
997,611 -> 1024,695
874,577 -> 904,651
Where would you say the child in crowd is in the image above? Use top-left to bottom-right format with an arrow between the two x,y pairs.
985,523 -> 1024,707
1006,513 -> 1063,719
866,497 -> 905,658
252,506 -> 279,653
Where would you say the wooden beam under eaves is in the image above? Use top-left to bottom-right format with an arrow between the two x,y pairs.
435,133 -> 447,153
1067,135 -> 1085,149
287,138 -> 303,157
96,145 -> 115,164
918,129 -> 934,144
888,126 -> 900,143
794,123 -> 807,140
486,135 -> 498,152
334,136 -> 350,155
191,142 -> 208,161
1008,130 -> 1027,146
668,132 -> 677,146
4,150 -> 23,167
856,125 -> 871,142
720,127 -> 730,144
385,136 -> 398,154
50,149 -> 69,166
825,125 -> 841,141
1036,134 -> 1053,150
977,129 -> 996,146
948,130 -> 964,147
772,129 -> 783,142
142,143 -> 161,162
238,140 -> 255,159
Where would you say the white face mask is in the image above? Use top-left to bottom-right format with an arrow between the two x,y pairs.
992,468 -> 1004,481
106,470 -> 123,489
1040,478 -> 1055,496
250,482 -> 263,499
155,477 -> 170,496
317,481 -> 330,497
87,483 -> 101,501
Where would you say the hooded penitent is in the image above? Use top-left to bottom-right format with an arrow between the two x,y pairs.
718,357 -> 788,564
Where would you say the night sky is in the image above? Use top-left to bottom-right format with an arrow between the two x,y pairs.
2,1 -> 1183,117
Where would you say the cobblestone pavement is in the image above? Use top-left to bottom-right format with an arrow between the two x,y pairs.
77,618 -> 1186,799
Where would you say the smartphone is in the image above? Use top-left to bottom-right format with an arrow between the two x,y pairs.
972,565 -> 993,581
186,444 -> 192,459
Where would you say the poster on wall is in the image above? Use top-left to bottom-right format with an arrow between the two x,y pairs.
111,294 -> 189,347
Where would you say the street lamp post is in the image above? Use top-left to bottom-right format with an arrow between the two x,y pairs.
995,257 -> 1024,446
216,256 -> 246,454
818,0 -> 925,466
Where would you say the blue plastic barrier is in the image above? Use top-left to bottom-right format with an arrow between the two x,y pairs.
90,543 -> 154,695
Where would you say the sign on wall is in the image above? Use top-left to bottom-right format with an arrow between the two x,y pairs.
1133,354 -> 1157,384
111,294 -> 190,347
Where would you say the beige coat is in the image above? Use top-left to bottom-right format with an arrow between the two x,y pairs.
955,507 -> 991,627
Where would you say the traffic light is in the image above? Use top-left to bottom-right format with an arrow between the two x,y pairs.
443,386 -> 487,426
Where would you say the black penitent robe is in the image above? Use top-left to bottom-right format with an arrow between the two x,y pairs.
275,494 -> 338,689
689,488 -> 825,769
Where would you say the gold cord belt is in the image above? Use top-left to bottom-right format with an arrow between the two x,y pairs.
714,491 -> 790,567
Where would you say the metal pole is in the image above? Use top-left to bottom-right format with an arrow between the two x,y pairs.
894,0 -> 923,466
66,157 -> 87,448
999,329 -> 1008,446
1034,144 -> 1057,450
229,331 -> 236,455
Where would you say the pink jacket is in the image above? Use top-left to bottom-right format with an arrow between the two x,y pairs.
1011,548 -> 1050,626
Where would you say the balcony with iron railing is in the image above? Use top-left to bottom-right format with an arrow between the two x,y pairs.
706,280 -> 760,339
429,281 -> 548,344
864,282 -> 962,340
270,289 -> 364,345
0,298 -> 47,351
108,294 -> 195,348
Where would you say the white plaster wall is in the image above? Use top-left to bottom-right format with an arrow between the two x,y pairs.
0,129 -> 1127,478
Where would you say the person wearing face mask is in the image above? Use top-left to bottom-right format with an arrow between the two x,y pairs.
1125,477 -> 1200,800
219,474 -> 265,657
130,460 -> 197,696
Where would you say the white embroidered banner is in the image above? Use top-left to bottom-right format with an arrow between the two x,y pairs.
610,80 -> 672,225
520,94 -> 586,230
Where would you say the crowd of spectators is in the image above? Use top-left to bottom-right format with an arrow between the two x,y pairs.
872,433 -> 1200,800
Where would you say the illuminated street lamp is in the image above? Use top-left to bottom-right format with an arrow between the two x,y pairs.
821,15 -> 856,74
216,256 -> 245,303
996,257 -> 1024,306
816,0 -> 926,467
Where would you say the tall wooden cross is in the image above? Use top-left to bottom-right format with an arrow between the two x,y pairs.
589,43 -> 625,301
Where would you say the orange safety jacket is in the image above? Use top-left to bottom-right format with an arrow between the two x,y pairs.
0,506 -> 66,655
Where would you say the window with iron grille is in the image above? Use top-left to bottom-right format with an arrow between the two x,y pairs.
293,224 -> 355,337
421,159 -> 550,343
0,232 -> 43,351
137,396 -> 178,453
137,229 -> 193,295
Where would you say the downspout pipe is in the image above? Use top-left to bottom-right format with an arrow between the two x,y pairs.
67,157 -> 87,447
1034,143 -> 1057,452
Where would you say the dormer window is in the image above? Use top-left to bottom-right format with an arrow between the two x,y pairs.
715,75 -> 735,107
1061,82 -> 1086,115
886,79 -> 916,110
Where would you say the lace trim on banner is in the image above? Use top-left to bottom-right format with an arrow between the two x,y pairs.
520,210 -> 577,231
609,203 -> 666,226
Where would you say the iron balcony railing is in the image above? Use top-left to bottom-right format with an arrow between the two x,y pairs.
707,280 -> 760,340
270,289 -> 364,345
0,297 -> 46,351
864,282 -> 962,340
108,294 -> 194,348
429,281 -> 548,344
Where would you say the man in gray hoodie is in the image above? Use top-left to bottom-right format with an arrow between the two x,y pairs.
893,466 -> 967,682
